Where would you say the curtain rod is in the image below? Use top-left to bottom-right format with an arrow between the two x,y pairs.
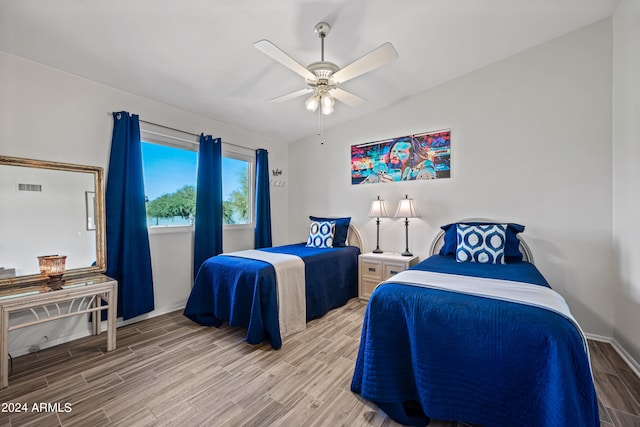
139,119 -> 252,151
139,119 -> 200,137
108,112 -> 253,151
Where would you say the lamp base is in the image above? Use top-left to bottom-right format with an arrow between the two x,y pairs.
372,248 -> 383,254
401,250 -> 413,257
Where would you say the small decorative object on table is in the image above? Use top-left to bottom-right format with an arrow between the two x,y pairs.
37,255 -> 67,290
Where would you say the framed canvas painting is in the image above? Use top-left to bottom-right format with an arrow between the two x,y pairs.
351,130 -> 450,185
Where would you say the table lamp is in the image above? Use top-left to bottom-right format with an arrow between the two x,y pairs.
368,196 -> 389,253
394,195 -> 420,256
37,255 -> 67,289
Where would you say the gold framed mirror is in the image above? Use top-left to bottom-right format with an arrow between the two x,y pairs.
0,155 -> 106,286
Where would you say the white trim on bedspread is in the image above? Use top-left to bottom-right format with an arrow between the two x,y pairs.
380,270 -> 590,357
225,250 -> 306,337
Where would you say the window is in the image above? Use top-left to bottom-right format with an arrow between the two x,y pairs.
222,154 -> 252,225
142,142 -> 197,227
140,131 -> 253,228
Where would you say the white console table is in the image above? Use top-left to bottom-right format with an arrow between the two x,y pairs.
0,274 -> 117,388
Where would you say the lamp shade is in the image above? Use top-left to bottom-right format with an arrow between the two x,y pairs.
37,255 -> 67,289
368,196 -> 389,218
38,255 -> 67,276
394,195 -> 420,218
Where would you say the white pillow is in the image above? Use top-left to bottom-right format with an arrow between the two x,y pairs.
456,224 -> 506,264
306,220 -> 336,248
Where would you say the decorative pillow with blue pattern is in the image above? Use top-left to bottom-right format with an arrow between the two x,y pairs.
456,224 -> 507,264
309,216 -> 351,247
439,222 -> 525,262
306,220 -> 336,248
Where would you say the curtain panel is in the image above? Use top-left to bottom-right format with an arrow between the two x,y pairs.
193,135 -> 223,276
254,148 -> 272,249
105,111 -> 155,320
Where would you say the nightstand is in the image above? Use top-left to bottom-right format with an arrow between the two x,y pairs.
358,252 -> 419,301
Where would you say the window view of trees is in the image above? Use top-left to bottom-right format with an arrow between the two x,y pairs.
146,185 -> 196,226
141,141 -> 251,227
223,166 -> 249,224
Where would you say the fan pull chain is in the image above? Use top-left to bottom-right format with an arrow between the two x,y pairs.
317,107 -> 323,136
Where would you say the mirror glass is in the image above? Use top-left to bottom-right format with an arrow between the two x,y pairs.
0,156 -> 105,286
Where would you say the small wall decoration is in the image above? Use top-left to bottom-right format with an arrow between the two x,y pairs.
351,129 -> 451,185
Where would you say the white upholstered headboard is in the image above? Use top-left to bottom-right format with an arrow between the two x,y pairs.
428,219 -> 534,264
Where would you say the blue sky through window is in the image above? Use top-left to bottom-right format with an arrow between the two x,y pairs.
141,142 -> 246,201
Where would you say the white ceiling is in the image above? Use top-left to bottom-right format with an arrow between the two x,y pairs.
0,0 -> 619,144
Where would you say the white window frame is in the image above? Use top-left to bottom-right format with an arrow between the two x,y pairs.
139,125 -> 254,234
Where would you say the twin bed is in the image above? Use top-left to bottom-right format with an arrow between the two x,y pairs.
184,218 -> 598,426
184,221 -> 363,349
351,221 -> 599,426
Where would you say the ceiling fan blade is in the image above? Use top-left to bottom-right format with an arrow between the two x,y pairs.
331,42 -> 398,84
254,39 -> 316,81
269,88 -> 314,103
331,88 -> 367,108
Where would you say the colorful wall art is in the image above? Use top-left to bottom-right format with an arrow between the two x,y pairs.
351,130 -> 451,185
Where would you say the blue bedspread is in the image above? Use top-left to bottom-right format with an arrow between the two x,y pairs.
351,256 -> 598,426
183,244 -> 359,349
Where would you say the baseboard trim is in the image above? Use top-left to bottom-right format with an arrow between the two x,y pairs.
114,303 -> 186,328
610,338 -> 640,378
11,328 -> 96,358
584,332 -> 611,343
584,332 -> 640,378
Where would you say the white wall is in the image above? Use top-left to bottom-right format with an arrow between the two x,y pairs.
612,0 -> 640,363
0,52 -> 289,354
289,20 -> 615,339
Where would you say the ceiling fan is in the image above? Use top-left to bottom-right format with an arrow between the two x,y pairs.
254,22 -> 398,115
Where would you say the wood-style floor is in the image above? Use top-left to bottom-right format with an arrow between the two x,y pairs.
1,298 -> 639,427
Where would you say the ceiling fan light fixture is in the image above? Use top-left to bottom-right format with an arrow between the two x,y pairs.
321,93 -> 334,109
320,94 -> 334,115
305,94 -> 319,112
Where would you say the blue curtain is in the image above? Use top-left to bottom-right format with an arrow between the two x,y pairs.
254,148 -> 272,248
193,134 -> 223,276
105,111 -> 155,320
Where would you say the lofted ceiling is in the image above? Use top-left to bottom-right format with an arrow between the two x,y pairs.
0,0 -> 619,144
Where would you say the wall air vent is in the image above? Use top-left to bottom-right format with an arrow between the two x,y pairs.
17,183 -> 42,192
